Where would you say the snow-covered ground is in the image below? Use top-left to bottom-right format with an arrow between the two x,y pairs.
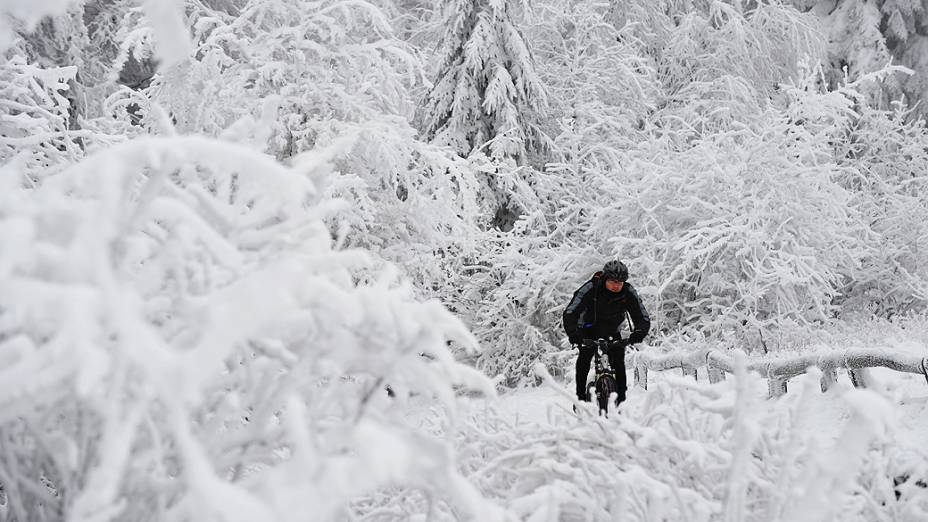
476,367 -> 928,443
7,1 -> 928,520
395,365 -> 928,521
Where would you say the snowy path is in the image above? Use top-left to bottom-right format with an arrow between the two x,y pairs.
483,367 -> 928,446
396,367 -> 928,520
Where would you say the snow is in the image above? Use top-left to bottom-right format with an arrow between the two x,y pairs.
141,0 -> 192,69
6,0 -> 928,520
390,364 -> 928,521
0,0 -> 75,51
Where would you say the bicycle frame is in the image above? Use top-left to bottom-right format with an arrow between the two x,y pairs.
584,338 -> 619,416
589,339 -> 614,379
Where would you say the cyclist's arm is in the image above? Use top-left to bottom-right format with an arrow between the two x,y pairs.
563,281 -> 593,343
625,284 -> 651,345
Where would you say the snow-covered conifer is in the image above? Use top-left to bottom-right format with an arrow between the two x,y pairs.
421,0 -> 547,162
791,0 -> 928,107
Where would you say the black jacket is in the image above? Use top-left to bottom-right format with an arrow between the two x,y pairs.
563,274 -> 651,345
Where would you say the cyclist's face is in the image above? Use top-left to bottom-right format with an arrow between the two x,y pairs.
605,279 -> 624,293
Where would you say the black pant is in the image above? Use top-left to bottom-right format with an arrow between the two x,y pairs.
575,345 -> 627,403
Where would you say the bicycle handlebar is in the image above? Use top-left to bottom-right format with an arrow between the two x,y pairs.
577,337 -> 627,350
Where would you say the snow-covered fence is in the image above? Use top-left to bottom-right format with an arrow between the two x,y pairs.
628,348 -> 928,397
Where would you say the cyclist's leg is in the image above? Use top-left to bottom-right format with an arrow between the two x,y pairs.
575,345 -> 595,401
607,346 -> 628,405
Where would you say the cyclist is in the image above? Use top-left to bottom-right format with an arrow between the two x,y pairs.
563,260 -> 651,407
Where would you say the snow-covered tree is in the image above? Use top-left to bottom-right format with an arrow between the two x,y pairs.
6,1 -> 928,520
639,1 -> 826,135
450,0 -> 659,382
593,101 -> 866,343
421,0 -> 547,162
529,0 -> 657,166
0,134 -> 503,522
790,0 -> 928,108
457,0 -> 832,377
100,0 -> 495,317
830,99 -> 928,315
0,0 -> 84,53
0,52 -> 84,180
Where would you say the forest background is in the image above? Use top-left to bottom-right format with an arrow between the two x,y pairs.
3,0 -> 928,520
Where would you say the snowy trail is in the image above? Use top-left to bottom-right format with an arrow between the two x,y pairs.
396,367 -> 928,520
483,367 -> 928,443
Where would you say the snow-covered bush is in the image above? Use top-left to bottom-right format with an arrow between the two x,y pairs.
428,363 -> 927,521
0,0 -> 84,53
529,0 -> 657,167
122,0 -> 498,310
0,135 -> 501,521
612,0 -> 826,134
459,229 -> 584,385
790,0 -> 921,107
147,0 -> 409,139
0,52 -> 85,180
462,2 -> 928,371
594,100 -> 865,343
830,100 -> 928,315
450,0 -> 658,382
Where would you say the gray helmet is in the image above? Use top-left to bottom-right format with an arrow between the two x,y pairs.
602,260 -> 628,282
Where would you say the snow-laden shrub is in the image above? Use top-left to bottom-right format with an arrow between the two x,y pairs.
459,229 -> 585,386
451,0 -> 659,382
791,0 -> 919,106
0,135 -> 503,522
553,0 -> 829,139
453,0 -> 831,379
830,100 -> 928,315
593,97 -> 865,343
615,0 -> 826,132
145,0 -> 417,143
0,52 -> 83,179
528,0 -> 658,165
0,0 -> 86,53
121,0 -> 495,306
466,79 -> 868,376
433,364 -> 925,521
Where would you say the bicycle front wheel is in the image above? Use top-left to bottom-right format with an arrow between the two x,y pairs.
595,374 -> 617,415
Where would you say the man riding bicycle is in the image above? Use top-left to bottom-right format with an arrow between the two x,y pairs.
563,260 -> 651,407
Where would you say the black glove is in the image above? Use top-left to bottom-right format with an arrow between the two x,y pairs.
568,333 -> 582,347
608,338 -> 628,354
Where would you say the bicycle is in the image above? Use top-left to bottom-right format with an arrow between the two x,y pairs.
581,338 -> 622,417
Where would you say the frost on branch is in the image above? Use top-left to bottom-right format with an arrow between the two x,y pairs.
0,135 -> 500,522
427,362 -> 928,521
0,52 -> 82,179
422,0 -> 547,161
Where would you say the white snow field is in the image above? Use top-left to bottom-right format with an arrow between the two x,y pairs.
389,362 -> 928,522
7,0 -> 928,520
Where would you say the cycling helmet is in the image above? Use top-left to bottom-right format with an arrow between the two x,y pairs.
602,260 -> 628,282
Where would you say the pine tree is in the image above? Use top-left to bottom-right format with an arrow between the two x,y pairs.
422,0 -> 547,162
792,0 -> 928,107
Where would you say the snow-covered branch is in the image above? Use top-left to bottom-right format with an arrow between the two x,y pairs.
629,346 -> 928,393
0,133 -> 501,522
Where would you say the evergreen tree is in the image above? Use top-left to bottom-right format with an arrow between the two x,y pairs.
792,0 -> 928,108
421,0 -> 547,162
